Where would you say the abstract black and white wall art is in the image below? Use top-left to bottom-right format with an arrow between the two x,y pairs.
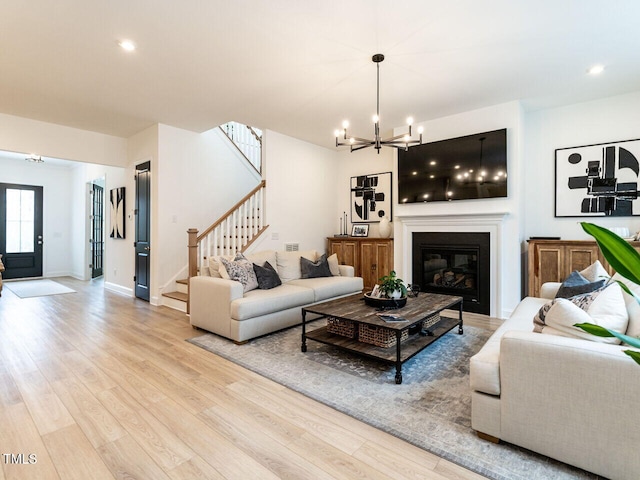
110,187 -> 126,238
555,139 -> 640,217
350,172 -> 392,223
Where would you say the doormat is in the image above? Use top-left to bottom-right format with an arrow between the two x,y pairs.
5,279 -> 76,298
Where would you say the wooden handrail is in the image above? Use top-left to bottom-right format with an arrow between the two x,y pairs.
218,125 -> 261,175
197,180 -> 266,242
247,125 -> 262,145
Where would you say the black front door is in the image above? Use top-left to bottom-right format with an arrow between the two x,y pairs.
91,183 -> 104,278
0,183 -> 44,279
135,161 -> 151,301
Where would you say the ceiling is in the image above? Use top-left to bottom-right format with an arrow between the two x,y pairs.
2,1 -> 640,149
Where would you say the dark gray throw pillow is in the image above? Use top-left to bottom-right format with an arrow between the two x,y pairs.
253,261 -> 282,290
555,270 -> 606,298
300,254 -> 332,279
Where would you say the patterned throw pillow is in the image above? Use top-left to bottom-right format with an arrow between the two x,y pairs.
219,253 -> 259,292
555,270 -> 606,298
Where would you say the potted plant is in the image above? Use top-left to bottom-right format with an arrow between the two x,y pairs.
378,270 -> 408,298
576,222 -> 640,365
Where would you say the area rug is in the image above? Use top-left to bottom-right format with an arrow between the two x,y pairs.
188,323 -> 601,480
5,279 -> 76,298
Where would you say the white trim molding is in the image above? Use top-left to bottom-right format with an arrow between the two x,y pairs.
397,212 -> 510,318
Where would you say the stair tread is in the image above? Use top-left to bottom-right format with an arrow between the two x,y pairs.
176,278 -> 188,285
162,291 -> 188,302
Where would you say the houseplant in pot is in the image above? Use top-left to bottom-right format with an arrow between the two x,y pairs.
365,270 -> 408,308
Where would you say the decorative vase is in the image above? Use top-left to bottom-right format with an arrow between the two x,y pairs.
379,216 -> 392,238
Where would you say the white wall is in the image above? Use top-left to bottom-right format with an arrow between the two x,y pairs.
0,157 -> 74,277
0,112 -> 127,167
253,130 -> 340,253
524,91 -> 640,240
155,124 -> 261,300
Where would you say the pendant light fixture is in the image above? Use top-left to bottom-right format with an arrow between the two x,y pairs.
335,54 -> 423,154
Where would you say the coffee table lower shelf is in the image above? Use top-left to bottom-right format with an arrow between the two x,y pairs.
304,316 -> 461,383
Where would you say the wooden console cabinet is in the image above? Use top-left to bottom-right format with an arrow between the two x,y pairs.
328,237 -> 393,292
528,239 -> 640,297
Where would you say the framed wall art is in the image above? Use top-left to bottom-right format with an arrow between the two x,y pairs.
110,187 -> 126,238
350,171 -> 392,223
555,138 -> 640,217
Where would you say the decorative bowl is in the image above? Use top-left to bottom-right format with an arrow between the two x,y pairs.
364,293 -> 407,309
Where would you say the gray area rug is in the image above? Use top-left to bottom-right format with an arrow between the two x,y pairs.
5,279 -> 76,298
188,323 -> 600,480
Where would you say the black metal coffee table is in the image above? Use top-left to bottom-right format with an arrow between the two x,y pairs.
301,292 -> 463,384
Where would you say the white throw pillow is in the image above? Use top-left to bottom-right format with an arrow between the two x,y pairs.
208,254 -> 233,278
534,283 -> 628,345
327,253 -> 341,276
580,260 -> 610,283
276,250 -> 316,283
611,272 -> 640,342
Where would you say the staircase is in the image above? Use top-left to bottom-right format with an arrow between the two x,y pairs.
161,122 -> 265,313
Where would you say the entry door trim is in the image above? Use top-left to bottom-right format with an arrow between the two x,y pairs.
135,161 -> 151,301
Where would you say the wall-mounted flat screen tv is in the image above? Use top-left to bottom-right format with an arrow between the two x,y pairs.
398,128 -> 507,203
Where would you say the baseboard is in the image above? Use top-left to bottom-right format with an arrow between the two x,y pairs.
104,282 -> 133,297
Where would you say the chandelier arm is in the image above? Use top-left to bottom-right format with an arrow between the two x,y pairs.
350,144 -> 374,152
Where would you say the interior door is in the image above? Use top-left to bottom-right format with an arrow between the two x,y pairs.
0,183 -> 44,279
135,161 -> 151,301
91,183 -> 104,278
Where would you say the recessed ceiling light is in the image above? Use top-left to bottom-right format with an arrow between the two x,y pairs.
118,40 -> 136,52
587,64 -> 604,75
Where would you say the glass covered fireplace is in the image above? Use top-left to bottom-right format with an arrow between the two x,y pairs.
412,232 -> 490,314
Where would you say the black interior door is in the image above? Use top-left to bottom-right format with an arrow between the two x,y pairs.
135,161 -> 151,301
91,184 -> 104,278
0,183 -> 44,279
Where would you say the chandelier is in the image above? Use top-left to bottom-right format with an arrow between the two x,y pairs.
335,54 -> 423,154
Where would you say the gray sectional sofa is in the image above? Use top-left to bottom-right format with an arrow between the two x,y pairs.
190,249 -> 363,343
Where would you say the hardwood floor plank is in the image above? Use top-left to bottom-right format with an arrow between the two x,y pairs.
0,277 -> 499,480
0,403 -> 60,480
51,376 -> 128,448
96,387 -> 194,471
12,370 -> 76,436
97,434 -> 172,480
42,425 -> 114,480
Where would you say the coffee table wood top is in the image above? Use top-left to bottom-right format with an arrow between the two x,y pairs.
303,292 -> 463,330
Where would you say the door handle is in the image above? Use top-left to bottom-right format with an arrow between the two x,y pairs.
144,246 -> 150,251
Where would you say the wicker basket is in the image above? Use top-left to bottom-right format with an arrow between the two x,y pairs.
422,313 -> 441,330
326,317 -> 356,338
358,324 -> 409,348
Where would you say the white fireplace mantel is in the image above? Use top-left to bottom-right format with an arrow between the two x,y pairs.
396,212 -> 510,317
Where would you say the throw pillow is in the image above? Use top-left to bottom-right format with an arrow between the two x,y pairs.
610,272 -> 640,343
253,261 -> 282,290
276,250 -> 317,283
300,253 -> 332,279
580,260 -> 610,283
533,283 -> 628,344
555,270 -> 606,298
208,255 -> 233,278
327,253 -> 341,276
219,253 -> 259,292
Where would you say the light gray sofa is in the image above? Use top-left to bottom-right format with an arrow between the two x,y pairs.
470,273 -> 640,480
190,249 -> 363,343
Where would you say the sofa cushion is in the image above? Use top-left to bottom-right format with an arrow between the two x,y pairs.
301,253 -> 332,279
230,284 -> 315,320
289,276 -> 364,302
276,250 -> 317,283
470,297 -> 548,396
555,270 -> 606,298
220,254 -> 259,293
245,250 -> 278,274
534,283 -> 628,344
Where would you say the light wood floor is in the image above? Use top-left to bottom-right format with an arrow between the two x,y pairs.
0,277 -> 500,480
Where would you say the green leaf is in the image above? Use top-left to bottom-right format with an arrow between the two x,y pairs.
624,350 -> 640,366
581,222 -> 640,285
574,323 -> 640,348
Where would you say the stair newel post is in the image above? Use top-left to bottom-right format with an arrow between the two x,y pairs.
187,228 -> 199,280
